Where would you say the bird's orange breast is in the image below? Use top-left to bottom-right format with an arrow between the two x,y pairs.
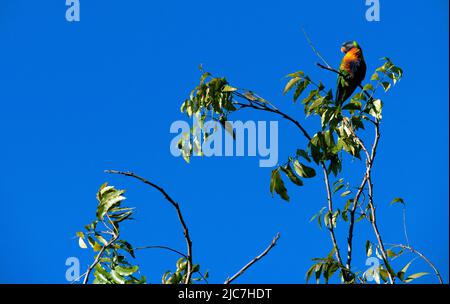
340,48 -> 363,73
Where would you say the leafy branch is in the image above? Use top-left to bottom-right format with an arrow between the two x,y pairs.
76,171 -> 280,284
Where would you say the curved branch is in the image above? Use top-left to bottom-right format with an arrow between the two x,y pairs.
105,170 -> 194,284
233,96 -> 312,141
224,233 -> 280,284
388,243 -> 444,284
135,245 -> 187,258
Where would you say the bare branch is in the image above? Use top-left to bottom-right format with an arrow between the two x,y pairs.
224,233 -> 280,284
105,170 -> 194,284
233,94 -> 312,141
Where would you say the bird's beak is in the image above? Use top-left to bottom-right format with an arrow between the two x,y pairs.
340,47 -> 347,53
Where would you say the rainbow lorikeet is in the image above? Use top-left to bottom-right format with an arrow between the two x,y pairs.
335,41 -> 367,104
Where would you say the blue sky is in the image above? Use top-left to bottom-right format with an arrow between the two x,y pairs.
0,0 -> 448,283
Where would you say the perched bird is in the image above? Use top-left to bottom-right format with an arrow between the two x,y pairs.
335,41 -> 367,104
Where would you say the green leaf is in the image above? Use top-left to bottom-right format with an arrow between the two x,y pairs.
310,207 -> 326,223
93,271 -> 109,284
315,264 -> 323,284
192,264 -> 200,273
95,234 -> 108,246
116,240 -> 135,258
324,211 -> 330,228
379,267 -> 389,282
363,83 -> 374,91
387,249 -> 398,258
296,149 -> 311,162
78,237 -> 88,249
368,99 -> 383,120
93,242 -> 103,252
390,197 -> 405,206
333,184 -> 344,194
381,81 -> 391,92
293,160 -> 316,178
222,85 -> 237,92
305,264 -> 316,283
93,264 -> 112,284
342,101 -> 362,111
280,164 -> 303,186
283,77 -> 301,95
366,241 -> 373,257
293,80 -> 309,102
96,185 -> 127,220
270,169 -> 290,201
398,260 -> 413,281
114,265 -> 139,276
340,190 -> 351,197
404,272 -> 429,283
110,269 -> 126,284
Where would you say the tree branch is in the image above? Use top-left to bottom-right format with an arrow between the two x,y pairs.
387,243 -> 444,284
224,233 -> 280,284
366,168 -> 395,284
233,95 -> 312,141
233,94 -> 347,277
345,120 -> 380,277
135,245 -> 187,258
105,170 -> 194,284
322,166 -> 346,277
82,224 -> 119,284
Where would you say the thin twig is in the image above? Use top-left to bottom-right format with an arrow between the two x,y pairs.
402,208 -> 410,247
83,233 -> 119,284
105,170 -> 194,284
135,245 -> 187,258
71,271 -> 88,284
233,97 -> 312,141
302,28 -> 332,69
387,243 -> 444,284
224,233 -> 280,284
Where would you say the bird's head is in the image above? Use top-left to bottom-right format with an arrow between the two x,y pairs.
340,41 -> 361,53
